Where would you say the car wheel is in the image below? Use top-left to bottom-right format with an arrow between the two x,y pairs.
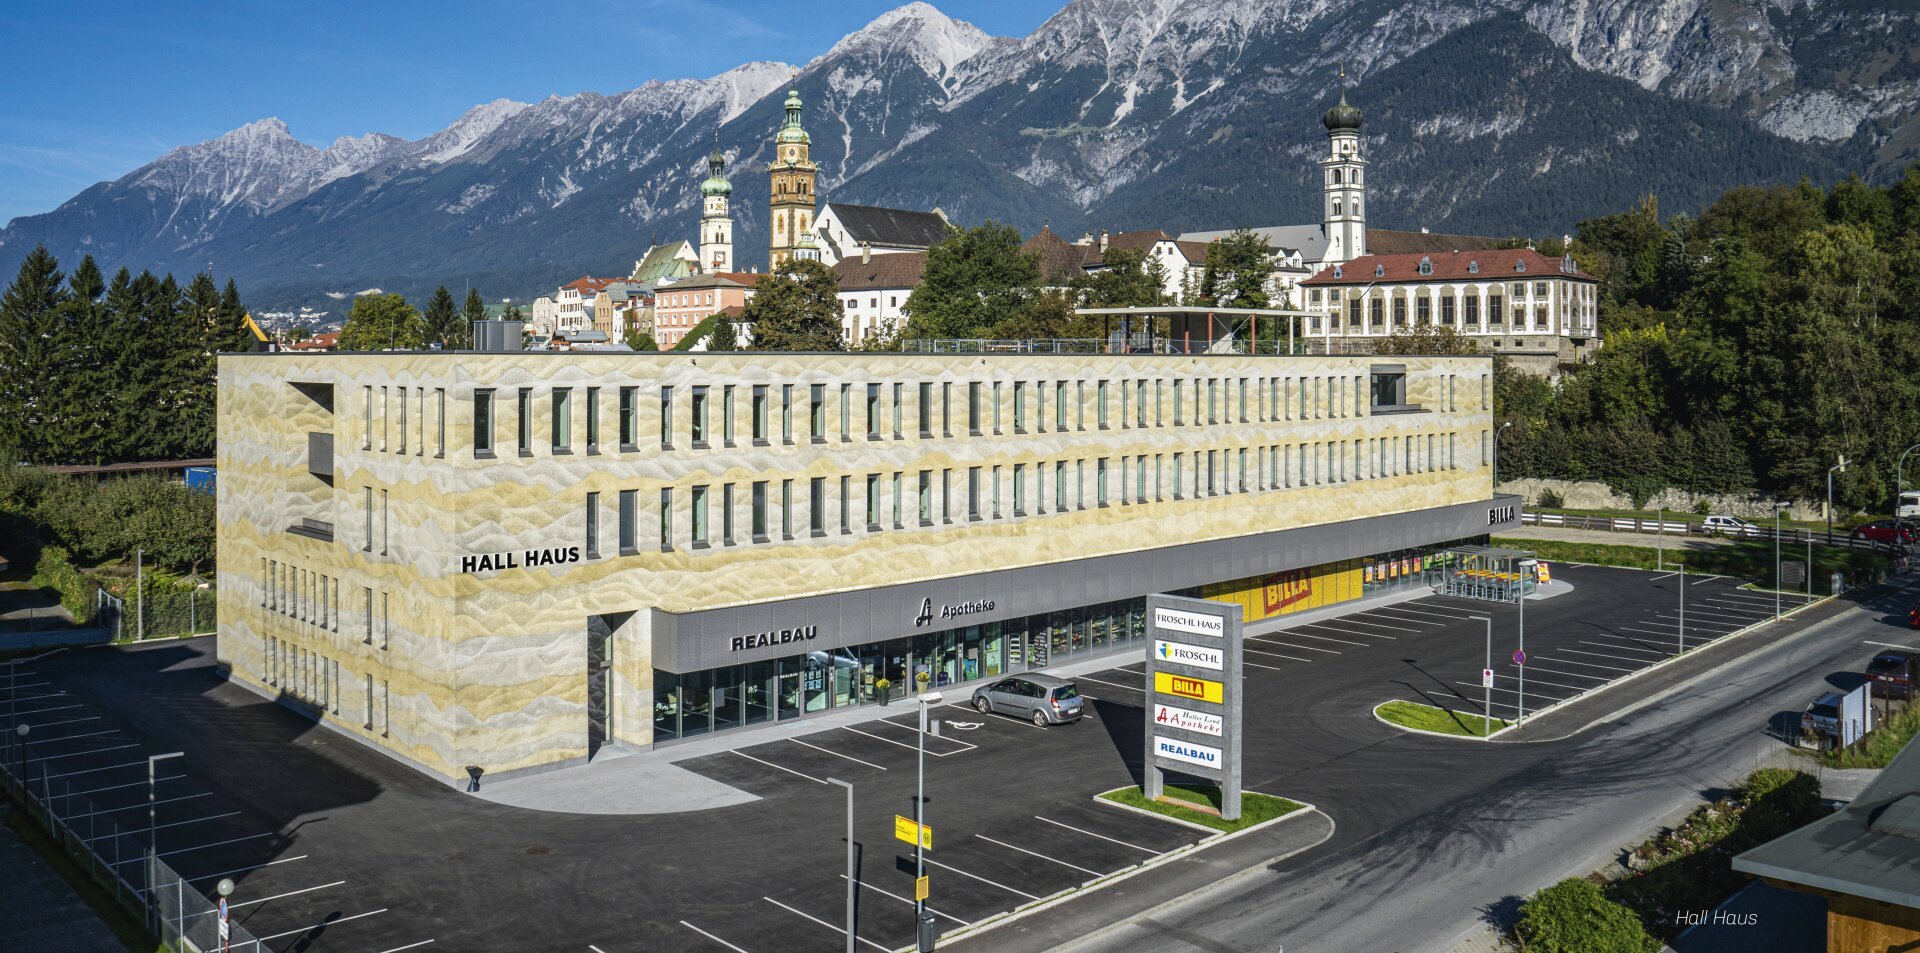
1032,709 -> 1049,727
974,697 -> 991,714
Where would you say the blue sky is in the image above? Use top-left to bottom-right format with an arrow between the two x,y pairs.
0,0 -> 1053,225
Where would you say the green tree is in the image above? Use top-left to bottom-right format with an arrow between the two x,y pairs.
455,287 -> 484,349
57,257 -> 114,465
1515,878 -> 1658,953
1194,229 -> 1271,309
0,246 -> 69,462
422,286 -> 460,348
339,293 -> 426,351
1074,247 -> 1167,308
742,259 -> 845,351
622,328 -> 658,351
209,277 -> 253,354
903,222 -> 1039,340
1373,323 -> 1480,355
706,312 -> 739,351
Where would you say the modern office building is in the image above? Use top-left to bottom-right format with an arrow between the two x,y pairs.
216,348 -> 1519,785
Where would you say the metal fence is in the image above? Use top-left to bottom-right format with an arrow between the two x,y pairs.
95,588 -> 124,641
1518,510 -> 1902,554
2,729 -> 264,951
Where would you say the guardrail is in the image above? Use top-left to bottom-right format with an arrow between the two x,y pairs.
1516,512 -> 1907,554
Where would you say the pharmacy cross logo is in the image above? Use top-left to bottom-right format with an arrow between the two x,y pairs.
914,598 -> 934,627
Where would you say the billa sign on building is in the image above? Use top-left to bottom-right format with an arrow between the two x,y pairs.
1143,593 -> 1244,820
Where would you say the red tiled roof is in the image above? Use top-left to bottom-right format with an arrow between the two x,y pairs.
286,332 -> 339,350
833,251 -> 926,291
1022,226 -> 1087,285
715,271 -> 765,287
1365,229 -> 1509,256
560,276 -> 620,293
1301,249 -> 1596,286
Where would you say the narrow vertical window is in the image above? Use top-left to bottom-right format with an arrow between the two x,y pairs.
722,385 -> 735,446
619,489 -> 636,553
867,384 -> 881,438
722,484 -> 735,544
398,387 -> 407,454
363,385 -> 373,449
968,382 -> 982,434
918,470 -> 932,524
362,487 -> 373,551
585,491 -> 599,557
380,489 -> 388,554
812,384 -> 828,441
942,382 -> 952,436
472,389 -> 493,456
751,385 -> 768,443
892,383 -> 903,439
692,485 -> 709,545
1097,380 -> 1109,429
619,386 -> 637,447
585,387 -> 600,452
967,467 -> 981,521
436,388 -> 446,456
690,386 -> 709,445
781,385 -> 794,444
517,387 -> 531,453
752,481 -> 768,540
552,388 -> 572,451
659,487 -> 673,550
659,386 -> 674,449
892,472 -> 902,528
866,474 -> 881,529
782,479 -> 795,537
1013,463 -> 1026,515
918,382 -> 933,436
1097,458 -> 1109,506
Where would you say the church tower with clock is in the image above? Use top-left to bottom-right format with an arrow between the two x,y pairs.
767,85 -> 818,267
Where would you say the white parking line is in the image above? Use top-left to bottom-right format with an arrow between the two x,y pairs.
182,880 -> 347,917
1500,672 -> 1593,693
67,774 -> 186,799
1244,646 -> 1314,663
1338,617 -> 1422,633
25,743 -> 138,763
1392,604 -> 1488,621
1297,623 -> 1397,640
839,874 -> 971,925
1283,631 -> 1369,647
976,834 -> 1108,876
184,855 -> 308,883
731,749 -> 828,784
1532,655 -> 1634,674
922,858 -> 1044,900
681,920 -> 753,953
85,811 -> 240,845
1456,682 -> 1572,703
23,728 -> 116,745
763,897 -> 892,952
1073,674 -> 1144,693
377,942 -> 436,953
1254,639 -> 1340,654
1366,608 -> 1459,625
1864,641 -> 1920,651
1690,574 -> 1722,585
249,908 -> 387,943
865,718 -> 981,752
788,738 -> 888,771
1243,659 -> 1286,673
1557,649 -> 1646,668
1035,815 -> 1160,854
24,716 -> 100,731
839,725 -> 965,757
1650,614 -> 1743,628
44,758 -> 156,781
1514,664 -> 1609,682
1656,608 -> 1755,623
1577,640 -> 1667,657
9,704 -> 80,717
71,791 -> 212,821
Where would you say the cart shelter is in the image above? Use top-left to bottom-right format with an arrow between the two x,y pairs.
1439,545 -> 1538,603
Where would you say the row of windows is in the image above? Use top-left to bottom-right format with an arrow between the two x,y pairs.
588,429 -> 1485,552
360,386 -> 447,456
470,372 -> 1477,457
264,637 -> 390,736
261,558 -> 390,650
1314,280 -> 1591,305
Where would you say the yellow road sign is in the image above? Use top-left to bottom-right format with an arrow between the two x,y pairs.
1153,670 -> 1224,703
894,815 -> 932,849
915,875 -> 930,901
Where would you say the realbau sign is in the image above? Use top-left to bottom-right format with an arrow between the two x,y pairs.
730,626 -> 819,652
1153,735 -> 1222,769
1153,703 -> 1223,737
459,547 -> 581,573
1155,639 -> 1224,671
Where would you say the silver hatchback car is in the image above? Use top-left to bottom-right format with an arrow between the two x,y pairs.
971,674 -> 1084,726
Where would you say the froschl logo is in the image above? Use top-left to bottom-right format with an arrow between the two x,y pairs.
914,598 -> 934,627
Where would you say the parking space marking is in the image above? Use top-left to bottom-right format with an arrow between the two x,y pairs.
1500,672 -> 1595,693
1339,616 -> 1422,633
84,811 -> 240,845
1555,650 -> 1644,671
1283,631 -> 1370,647
9,703 -> 80,717
1390,604 -> 1487,621
1865,641 -> 1920,651
1650,614 -> 1743,628
1244,646 -> 1313,663
249,907 -> 388,943
763,897 -> 892,953
376,942 -> 436,953
1297,622 -> 1397,640
43,758 -> 154,781
839,874 -> 971,926
1072,674 -> 1144,693
788,738 -> 888,770
230,879 -> 348,909
1655,608 -> 1755,623
1035,815 -> 1161,854
1365,608 -> 1458,626
866,717 -> 982,752
184,855 -> 308,883
1577,640 -> 1667,657
1458,683 -> 1573,704
23,728 -> 116,745
26,743 -> 138,763
730,749 -> 829,784
1532,655 -> 1633,674
921,857 -> 1045,900
973,834 -> 1109,877
841,724 -> 971,757
681,920 -> 753,953
73,791 -> 212,821
1243,659 -> 1285,673
151,832 -> 279,861
1514,664 -> 1609,683
67,774 -> 186,799
1253,639 -> 1340,655
24,715 -> 100,730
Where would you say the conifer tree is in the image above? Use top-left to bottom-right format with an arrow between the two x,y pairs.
456,288 -> 484,350
0,246 -> 69,461
706,312 -> 739,351
423,286 -> 459,348
58,256 -> 113,464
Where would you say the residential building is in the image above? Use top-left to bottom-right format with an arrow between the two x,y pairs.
811,203 -> 950,268
218,347 -> 1514,784
652,272 -> 757,348
529,296 -> 559,336
593,284 -> 651,339
768,86 -> 818,267
1299,249 -> 1600,371
555,276 -> 621,334
833,249 -> 923,345
631,242 -> 700,285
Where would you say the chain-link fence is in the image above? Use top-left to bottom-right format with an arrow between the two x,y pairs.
1,739 -> 263,952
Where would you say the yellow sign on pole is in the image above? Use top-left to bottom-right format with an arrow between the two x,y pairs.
894,814 -> 932,849
915,875 -> 930,901
1153,670 -> 1224,703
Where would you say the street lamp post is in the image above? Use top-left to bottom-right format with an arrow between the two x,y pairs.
1677,562 -> 1686,654
826,778 -> 854,953
1518,559 -> 1536,722
1775,501 -> 1792,620
913,691 -> 942,953
1828,456 -> 1848,545
14,723 -> 27,786
215,877 -> 234,953
1472,615 -> 1493,737
1494,421 -> 1513,486
147,749 -> 184,932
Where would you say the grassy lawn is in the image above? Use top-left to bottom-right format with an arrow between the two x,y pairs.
1491,536 -> 1880,593
3,807 -> 164,953
1098,783 -> 1305,834
1822,703 -> 1920,769
1376,699 -> 1512,738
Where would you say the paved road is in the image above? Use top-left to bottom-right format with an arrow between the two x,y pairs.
1044,578 -> 1915,953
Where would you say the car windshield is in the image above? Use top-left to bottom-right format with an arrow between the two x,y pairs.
1870,657 -> 1906,673
1051,685 -> 1080,701
1810,703 -> 1840,718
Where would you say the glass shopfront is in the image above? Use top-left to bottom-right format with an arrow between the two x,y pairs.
652,598 -> 1146,742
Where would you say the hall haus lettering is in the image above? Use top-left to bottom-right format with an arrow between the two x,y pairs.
459,547 -> 582,573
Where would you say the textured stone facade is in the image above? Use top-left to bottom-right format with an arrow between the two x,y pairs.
217,351 -> 1494,783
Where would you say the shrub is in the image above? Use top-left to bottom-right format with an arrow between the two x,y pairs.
1692,499 -> 1712,515
1537,487 -> 1565,509
1516,878 -> 1657,953
29,546 -> 97,624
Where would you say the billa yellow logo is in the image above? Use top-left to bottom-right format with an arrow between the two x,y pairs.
1154,671 -> 1224,703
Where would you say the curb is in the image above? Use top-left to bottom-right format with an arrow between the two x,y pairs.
917,796 -> 1326,952
1371,700 -> 1515,741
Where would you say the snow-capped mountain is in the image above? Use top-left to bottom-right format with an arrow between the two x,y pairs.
2,0 -> 1911,306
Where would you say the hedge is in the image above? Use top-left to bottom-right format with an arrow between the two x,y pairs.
1516,878 -> 1658,953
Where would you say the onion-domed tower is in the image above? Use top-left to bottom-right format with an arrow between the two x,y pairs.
768,85 -> 818,267
699,142 -> 733,273
1320,74 -> 1367,264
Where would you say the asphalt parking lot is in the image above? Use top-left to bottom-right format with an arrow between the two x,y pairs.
0,563 -> 1828,953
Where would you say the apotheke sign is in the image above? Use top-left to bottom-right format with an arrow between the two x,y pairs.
914,596 -> 996,627
1153,703 -> 1223,737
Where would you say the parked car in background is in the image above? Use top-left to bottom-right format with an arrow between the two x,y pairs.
1867,652 -> 1916,700
970,673 -> 1084,726
1850,519 -> 1915,545
1703,515 -> 1758,536
1803,692 -> 1843,738
1899,490 -> 1920,520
